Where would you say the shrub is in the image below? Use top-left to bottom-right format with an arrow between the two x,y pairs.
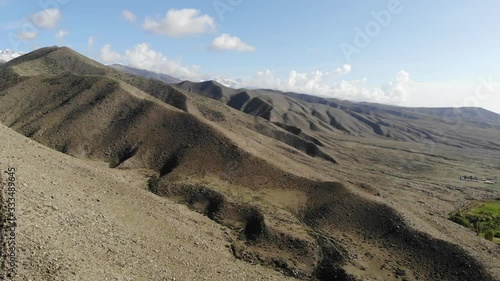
147,175 -> 160,194
475,222 -> 482,234
450,213 -> 471,228
484,229 -> 495,241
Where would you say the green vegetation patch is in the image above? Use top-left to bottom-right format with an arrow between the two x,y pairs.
469,200 -> 500,216
449,200 -> 500,245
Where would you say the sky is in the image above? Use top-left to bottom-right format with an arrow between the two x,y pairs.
1,0 -> 500,113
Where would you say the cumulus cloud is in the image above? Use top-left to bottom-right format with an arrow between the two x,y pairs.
379,70 -> 412,102
17,31 -> 38,40
334,64 -> 352,75
122,10 -> 137,23
55,29 -> 68,39
286,71 -> 330,95
224,68 -> 410,105
0,49 -> 23,62
238,69 -> 500,113
246,70 -> 283,90
124,43 -> 203,81
28,8 -> 62,29
210,34 -> 256,52
227,65 -> 350,95
329,78 -> 406,104
99,44 -> 122,63
214,77 -> 243,88
143,9 -> 216,37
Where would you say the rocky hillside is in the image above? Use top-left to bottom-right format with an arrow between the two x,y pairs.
1,46 -> 499,281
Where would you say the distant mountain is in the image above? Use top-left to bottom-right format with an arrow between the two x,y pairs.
176,80 -> 237,101
0,45 -> 336,169
110,64 -> 181,84
175,80 -> 500,150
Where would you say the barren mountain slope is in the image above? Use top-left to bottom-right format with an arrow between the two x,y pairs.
1,47 -> 499,280
0,123 -> 295,281
175,80 -> 500,150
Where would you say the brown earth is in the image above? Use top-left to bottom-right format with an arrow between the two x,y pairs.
0,46 -> 499,280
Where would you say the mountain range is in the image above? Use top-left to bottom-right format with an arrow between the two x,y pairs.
0,46 -> 499,280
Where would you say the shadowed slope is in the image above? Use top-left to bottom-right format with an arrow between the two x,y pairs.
0,47 -> 498,280
173,81 -> 500,150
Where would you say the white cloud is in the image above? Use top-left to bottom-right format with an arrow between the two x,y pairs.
124,43 -> 203,81
214,77 -> 243,88
28,8 -> 62,29
210,34 -> 256,52
334,64 -> 352,75
287,70 -> 329,94
379,70 -> 412,102
55,29 -> 68,39
0,49 -> 23,62
122,10 -> 137,23
143,9 -> 216,37
88,36 -> 95,48
224,68 -> 410,105
231,69 -> 500,113
99,44 -> 122,63
328,78 -> 408,104
229,65 -> 353,96
17,31 -> 38,40
246,70 -> 283,90
238,70 -> 312,92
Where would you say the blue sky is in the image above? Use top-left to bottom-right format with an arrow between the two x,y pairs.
1,0 -> 500,113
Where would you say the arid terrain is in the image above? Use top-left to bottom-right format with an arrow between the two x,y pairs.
0,46 -> 499,280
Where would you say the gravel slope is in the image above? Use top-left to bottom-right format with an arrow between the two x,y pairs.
0,123 -> 293,281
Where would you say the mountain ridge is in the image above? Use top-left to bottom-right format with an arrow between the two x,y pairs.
173,80 -> 500,150
1,46 -> 499,280
110,64 -> 181,84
